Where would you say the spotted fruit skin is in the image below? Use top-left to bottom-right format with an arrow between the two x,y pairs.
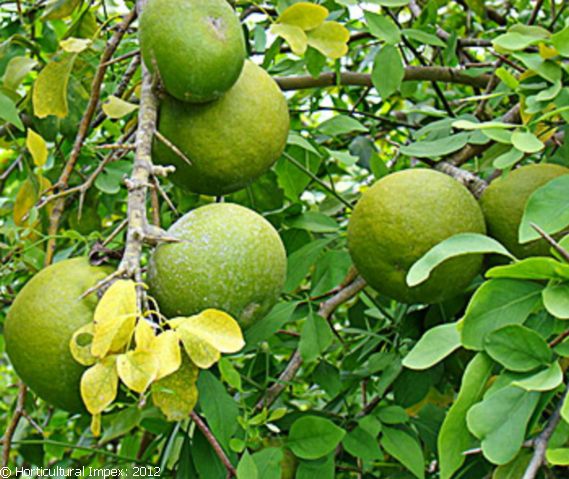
5,258 -> 111,412
154,61 -> 290,195
348,169 -> 486,304
480,163 -> 569,258
139,0 -> 245,103
147,203 -> 287,328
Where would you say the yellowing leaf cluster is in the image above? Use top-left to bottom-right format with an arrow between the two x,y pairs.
70,280 -> 245,436
270,3 -> 349,59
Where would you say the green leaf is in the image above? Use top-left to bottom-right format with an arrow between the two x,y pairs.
364,11 -> 401,44
402,28 -> 446,47
399,133 -> 470,158
513,52 -> 562,83
402,322 -> 461,370
0,91 -> 24,130
376,405 -> 408,424
551,25 -> 569,57
372,45 -> 404,98
287,416 -> 345,460
102,95 -> 138,119
287,212 -> 339,233
296,454 -> 335,479
484,324 -> 552,372
438,353 -> 494,479
461,279 -> 543,350
237,451 -> 258,479
466,385 -> 540,465
492,32 -> 537,51
543,282 -> 569,319
519,175 -> 569,243
511,131 -> 544,153
197,371 -> 239,449
546,448 -> 569,466
381,427 -> 425,479
299,311 -> 334,363
493,148 -> 524,169
513,361 -> 563,391
496,67 -> 519,90
372,0 -> 409,5
100,406 -> 142,444
284,238 -> 332,292
342,426 -> 382,460
318,115 -> 367,136
252,448 -> 283,479
244,302 -> 298,351
3,56 -> 37,91
486,257 -> 569,281
562,392 -> 569,424
407,233 -> 514,287
452,120 -> 518,130
32,53 -> 77,118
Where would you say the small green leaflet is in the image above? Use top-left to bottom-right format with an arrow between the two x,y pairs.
287,416 -> 345,460
372,45 -> 404,98
512,361 -> 563,391
381,427 -> 425,479
407,233 -> 513,287
399,133 -> 470,158
402,322 -> 461,370
542,282 -> 569,319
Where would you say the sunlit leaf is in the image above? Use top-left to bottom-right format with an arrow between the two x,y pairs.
26,129 -> 48,166
102,95 -> 139,119
134,319 -> 155,351
13,176 -> 52,226
69,323 -> 97,366
151,330 -> 182,380
60,37 -> 92,53
92,280 -> 138,357
33,53 -> 77,118
307,22 -> 350,59
152,356 -> 199,421
117,350 -> 159,393
80,356 -> 119,414
3,56 -> 37,91
270,24 -> 308,56
277,2 -> 328,30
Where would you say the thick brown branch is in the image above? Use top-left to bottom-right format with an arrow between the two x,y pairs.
255,276 -> 367,411
275,67 -> 490,91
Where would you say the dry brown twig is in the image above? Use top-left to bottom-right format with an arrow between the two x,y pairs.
1,383 -> 27,467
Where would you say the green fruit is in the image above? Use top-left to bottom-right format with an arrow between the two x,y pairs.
4,258 -> 111,412
480,163 -> 569,258
154,61 -> 290,195
348,169 -> 486,304
147,203 -> 287,327
139,0 -> 245,103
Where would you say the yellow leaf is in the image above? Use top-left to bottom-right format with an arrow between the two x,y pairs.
69,323 -> 97,366
151,330 -> 182,380
60,37 -> 92,53
117,350 -> 159,393
134,319 -> 155,351
307,21 -> 350,59
26,129 -> 48,166
270,24 -> 308,56
152,356 -> 199,421
91,280 -> 137,358
102,95 -> 138,119
177,309 -> 245,354
539,43 -> 558,60
32,53 -> 77,118
91,413 -> 101,437
80,356 -> 118,414
13,176 -> 52,227
277,2 -> 328,30
177,327 -> 220,369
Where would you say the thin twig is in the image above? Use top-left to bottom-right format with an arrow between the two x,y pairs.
1,383 -> 27,467
255,276 -> 367,411
531,223 -> 569,262
190,411 -> 236,477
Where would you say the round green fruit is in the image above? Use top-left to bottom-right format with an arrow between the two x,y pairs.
154,61 -> 290,195
348,169 -> 486,304
4,258 -> 111,412
139,0 -> 245,103
480,163 -> 569,258
147,203 -> 287,327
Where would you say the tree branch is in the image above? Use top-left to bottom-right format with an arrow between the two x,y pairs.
44,9 -> 137,266
275,67 -> 491,91
255,276 -> 367,411
522,386 -> 569,479
1,383 -> 27,467
190,411 -> 236,477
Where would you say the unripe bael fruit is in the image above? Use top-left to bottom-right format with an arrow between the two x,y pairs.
147,203 -> 287,328
348,169 -> 486,304
154,61 -> 290,196
4,258 -> 111,412
139,0 -> 245,103
480,163 -> 569,258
